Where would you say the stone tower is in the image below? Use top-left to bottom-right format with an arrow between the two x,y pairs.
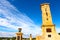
30,34 -> 32,40
16,28 -> 23,40
41,3 -> 56,40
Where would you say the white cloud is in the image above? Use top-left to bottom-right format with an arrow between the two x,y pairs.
0,31 -> 16,37
0,0 -> 41,38
56,28 -> 60,33
0,0 -> 60,38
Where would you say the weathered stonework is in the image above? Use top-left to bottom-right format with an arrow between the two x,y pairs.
36,3 -> 60,40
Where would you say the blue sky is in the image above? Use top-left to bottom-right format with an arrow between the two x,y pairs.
8,0 -> 60,26
0,0 -> 60,37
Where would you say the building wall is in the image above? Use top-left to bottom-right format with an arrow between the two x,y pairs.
36,35 -> 60,40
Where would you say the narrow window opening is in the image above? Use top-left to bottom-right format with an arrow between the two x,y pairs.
46,18 -> 48,20
46,28 -> 51,32
17,36 -> 20,40
48,35 -> 51,37
45,8 -> 48,16
46,12 -> 48,16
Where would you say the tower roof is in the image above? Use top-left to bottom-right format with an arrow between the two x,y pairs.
40,3 -> 49,6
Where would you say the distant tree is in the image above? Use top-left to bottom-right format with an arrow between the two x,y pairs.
58,33 -> 60,35
32,38 -> 36,40
0,38 -> 2,40
7,38 -> 10,40
12,37 -> 16,40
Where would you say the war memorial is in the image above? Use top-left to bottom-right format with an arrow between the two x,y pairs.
0,3 -> 60,40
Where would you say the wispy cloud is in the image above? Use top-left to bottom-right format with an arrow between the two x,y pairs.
0,0 -> 60,38
0,0 -> 41,37
0,31 -> 16,37
56,28 -> 60,33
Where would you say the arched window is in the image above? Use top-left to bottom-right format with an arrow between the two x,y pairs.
46,12 -> 48,16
